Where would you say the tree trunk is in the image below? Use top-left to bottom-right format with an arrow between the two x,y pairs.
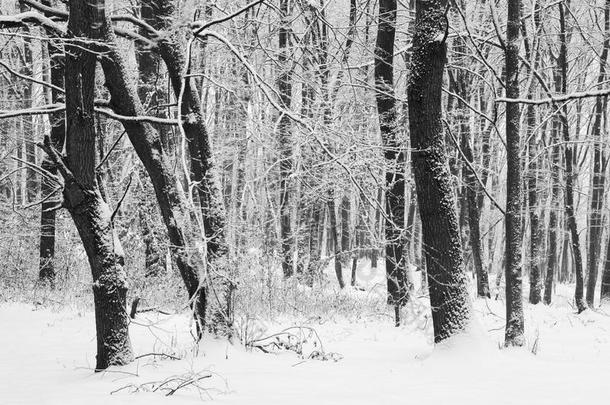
375,0 -> 407,309
557,2 -> 587,313
92,5 -> 207,334
504,0 -> 525,346
38,0 -> 65,286
586,0 -> 610,307
408,0 -> 471,342
45,0 -> 134,370
277,0 -> 294,278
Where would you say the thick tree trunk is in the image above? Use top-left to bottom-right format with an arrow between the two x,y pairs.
45,0 -> 134,370
504,0 -> 525,346
586,0 -> 610,307
408,0 -> 471,342
375,0 -> 407,308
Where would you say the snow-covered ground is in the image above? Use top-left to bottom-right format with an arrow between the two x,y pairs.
1,269 -> 609,404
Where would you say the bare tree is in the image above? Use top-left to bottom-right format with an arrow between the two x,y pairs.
408,0 -> 471,342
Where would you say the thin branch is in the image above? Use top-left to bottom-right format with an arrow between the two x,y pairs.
444,119 -> 506,215
496,88 -> 610,105
191,0 -> 266,35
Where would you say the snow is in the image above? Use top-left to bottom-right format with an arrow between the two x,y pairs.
1,275 -> 610,404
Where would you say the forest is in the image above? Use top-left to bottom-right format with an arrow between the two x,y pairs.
0,0 -> 609,403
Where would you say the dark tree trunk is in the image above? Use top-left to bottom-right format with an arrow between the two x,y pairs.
370,187 -> 383,268
527,104 -> 542,305
586,0 -> 610,307
450,42 -> 490,298
91,5 -> 207,334
544,82 -> 564,305
45,0 -> 134,370
602,237 -> 610,302
408,0 -> 471,342
504,0 -> 525,346
375,0 -> 407,308
277,0 -> 294,278
38,0 -> 66,286
328,195 -> 345,289
557,3 -> 587,313
520,12 -> 543,305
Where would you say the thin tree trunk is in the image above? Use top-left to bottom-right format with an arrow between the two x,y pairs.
408,0 -> 471,342
278,0 -> 294,278
587,0 -> 610,307
375,0 -> 407,309
38,0 -> 65,286
557,2 -> 587,313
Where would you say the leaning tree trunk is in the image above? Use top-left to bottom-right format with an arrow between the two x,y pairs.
504,0 -> 525,347
87,2 -> 207,334
586,0 -> 610,307
38,0 -> 65,286
408,0 -> 471,342
147,0 -> 230,330
374,0 -> 407,309
40,0 -> 134,370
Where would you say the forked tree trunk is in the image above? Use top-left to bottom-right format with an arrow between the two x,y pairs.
41,0 -> 134,370
408,0 -> 471,342
374,0 -> 407,308
87,2 -> 207,334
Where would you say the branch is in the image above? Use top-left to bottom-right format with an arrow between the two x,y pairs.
191,0 -> 265,35
110,174 -> 132,224
0,103 -> 179,126
496,88 -> 610,105
0,11 -> 65,36
19,1 -> 156,47
37,135 -> 73,182
0,59 -> 64,94
444,119 -> 506,215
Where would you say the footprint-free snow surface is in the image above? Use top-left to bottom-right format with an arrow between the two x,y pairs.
1,285 -> 609,404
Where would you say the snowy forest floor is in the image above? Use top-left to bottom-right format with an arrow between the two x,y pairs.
1,265 -> 610,404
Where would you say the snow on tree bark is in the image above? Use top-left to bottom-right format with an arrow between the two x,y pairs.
408,0 -> 471,342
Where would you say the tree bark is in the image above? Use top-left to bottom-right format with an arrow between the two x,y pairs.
47,0 -> 134,370
90,3 -> 207,334
38,0 -> 65,286
586,0 -> 610,307
277,0 -> 294,278
505,0 -> 525,346
375,0 -> 407,308
557,2 -> 587,313
408,0 -> 471,342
